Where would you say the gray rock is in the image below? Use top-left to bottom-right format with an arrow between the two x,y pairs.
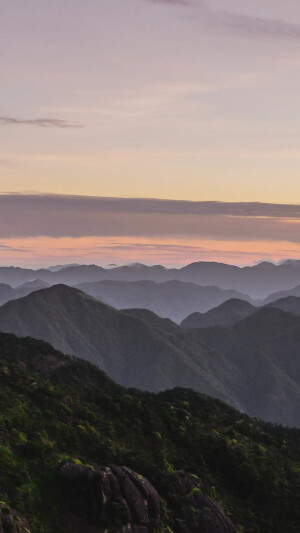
0,505 -> 32,533
58,463 -> 236,533
173,471 -> 236,533
58,462 -> 161,533
112,467 -> 149,525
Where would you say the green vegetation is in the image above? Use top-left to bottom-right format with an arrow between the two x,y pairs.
0,332 -> 299,532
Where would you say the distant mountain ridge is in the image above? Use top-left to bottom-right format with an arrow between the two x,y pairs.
0,284 -> 298,425
0,283 -> 15,305
181,299 -> 256,328
0,279 -> 49,306
2,270 -> 300,324
261,284 -> 300,304
1,259 -> 300,298
191,307 -> 300,425
75,279 -> 248,322
181,296 -> 300,328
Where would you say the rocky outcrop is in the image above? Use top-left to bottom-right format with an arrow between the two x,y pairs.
0,504 -> 31,533
58,463 -> 236,533
58,462 -> 161,533
172,471 -> 236,533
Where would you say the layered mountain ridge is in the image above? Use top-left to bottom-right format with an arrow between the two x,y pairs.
1,259 -> 300,299
181,295 -> 300,328
0,284 -> 299,426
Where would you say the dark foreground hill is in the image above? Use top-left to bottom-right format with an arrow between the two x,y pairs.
0,332 -> 299,533
0,285 -> 299,426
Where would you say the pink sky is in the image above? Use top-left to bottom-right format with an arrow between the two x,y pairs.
1,236 -> 299,269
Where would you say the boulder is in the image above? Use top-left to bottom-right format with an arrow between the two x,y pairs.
58,463 -> 236,533
58,462 -> 161,533
0,504 -> 31,533
173,471 -> 236,533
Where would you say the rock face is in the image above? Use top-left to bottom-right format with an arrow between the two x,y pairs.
0,504 -> 31,533
173,471 -> 236,533
58,463 -> 236,533
58,462 -> 161,533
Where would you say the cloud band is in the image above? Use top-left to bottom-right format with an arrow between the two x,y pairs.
0,193 -> 299,243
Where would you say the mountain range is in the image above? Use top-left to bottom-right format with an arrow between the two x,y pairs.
75,279 -> 248,322
262,284 -> 300,304
0,284 -> 239,407
0,284 -> 298,426
1,259 -> 300,298
1,269 -> 300,323
0,277 -> 252,322
181,296 -> 300,328
0,280 -> 49,306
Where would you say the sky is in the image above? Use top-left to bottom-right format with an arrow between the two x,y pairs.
1,0 -> 300,267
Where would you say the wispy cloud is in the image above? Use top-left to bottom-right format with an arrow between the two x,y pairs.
0,193 -> 299,243
0,243 -> 31,253
145,0 -> 189,5
0,117 -> 84,129
145,0 -> 300,41
93,241 -> 266,257
210,7 -> 300,41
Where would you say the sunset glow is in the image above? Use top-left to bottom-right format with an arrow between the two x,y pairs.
0,236 -> 299,268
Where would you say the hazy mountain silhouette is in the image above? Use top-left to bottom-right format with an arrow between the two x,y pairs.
181,296 -> 300,329
0,283 -> 15,305
193,307 -> 300,425
121,308 -> 180,334
0,267 -> 51,287
17,279 -> 50,290
261,284 -> 300,304
266,296 -> 300,316
47,263 -> 81,271
75,280 -> 248,322
1,260 -> 300,298
0,284 -> 298,425
176,261 -> 300,298
0,279 -> 50,306
181,299 -> 257,328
